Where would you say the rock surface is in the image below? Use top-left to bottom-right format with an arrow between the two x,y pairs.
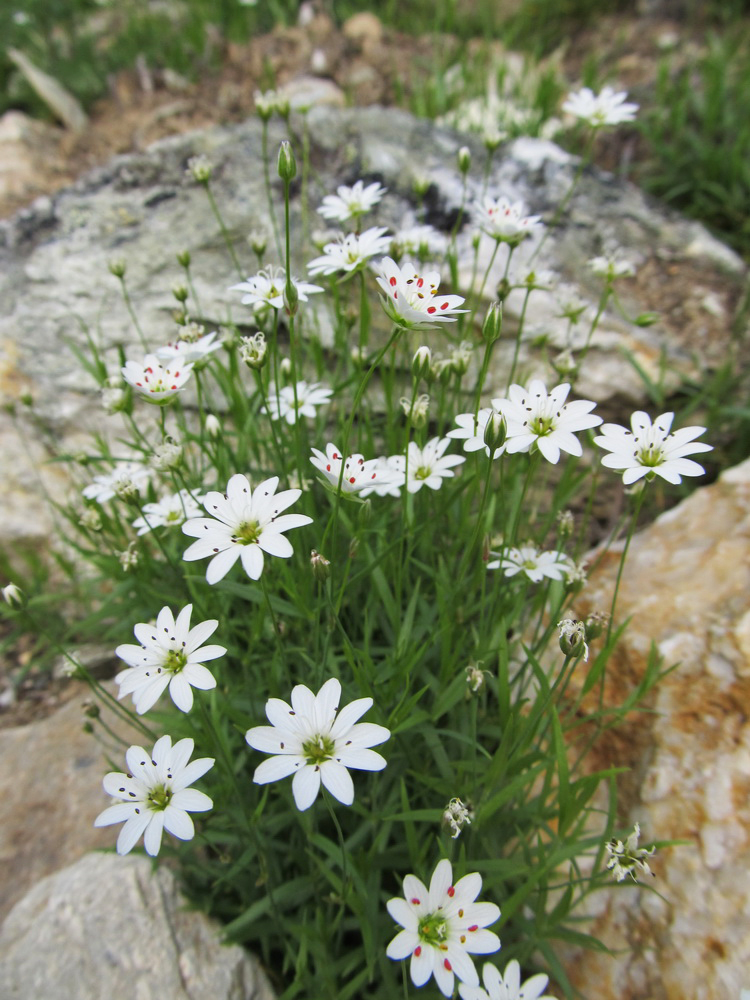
0,107 -> 744,551
0,852 -> 275,999
0,683 -> 116,921
560,457 -> 750,1000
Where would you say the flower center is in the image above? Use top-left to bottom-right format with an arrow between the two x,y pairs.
302,733 -> 335,765
529,414 -> 555,436
164,649 -> 188,674
418,914 -> 449,946
636,443 -> 665,468
414,465 -> 431,480
235,520 -> 261,544
147,783 -> 172,811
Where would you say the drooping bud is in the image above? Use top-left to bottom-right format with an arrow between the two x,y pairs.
205,413 -> 221,438
310,549 -> 331,581
277,141 -> 297,182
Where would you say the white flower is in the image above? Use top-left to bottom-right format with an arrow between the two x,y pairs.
254,88 -> 289,119
443,797 -> 472,839
151,439 -> 182,471
358,455 -> 406,497
605,822 -> 656,882
474,196 -> 542,244
392,224 -> 448,260
262,381 -> 333,424
118,542 -> 139,571
405,437 -> 465,493
317,180 -> 387,223
94,735 -> 214,856
310,443 -> 398,495
229,267 -> 323,312
239,331 -> 268,369
487,545 -> 573,583
82,461 -> 150,504
594,411 -> 712,485
562,86 -> 638,127
115,604 -> 224,714
375,258 -> 466,330
132,489 -> 204,535
155,329 -> 223,365
386,858 -> 501,998
182,473 -> 312,584
245,677 -> 390,811
122,354 -> 194,403
588,253 -> 636,281
458,959 -> 557,1000
2,583 -> 23,606
448,407 -> 507,460
498,380 -> 601,464
307,227 -> 392,276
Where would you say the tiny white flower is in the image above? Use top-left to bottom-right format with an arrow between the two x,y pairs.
132,489 -> 204,535
405,437 -> 465,493
82,461 -> 150,504
375,257 -> 466,330
94,734 -> 214,856
562,85 -> 638,127
229,267 -> 323,313
310,443 -> 397,495
262,380 -> 333,425
186,155 -> 212,184
498,379 -> 602,464
115,604 -> 224,714
447,407 -> 507,460
458,958 -> 557,1000
182,473 -> 312,584
594,411 -> 712,484
392,224 -> 448,260
588,253 -> 636,281
307,227 -> 392,276
254,88 -> 289,119
442,797 -> 472,839
118,542 -> 139,571
358,455 -> 406,498
317,179 -> 387,223
122,354 -> 194,404
386,858 -> 501,998
155,329 -> 223,365
487,545 -> 574,583
239,331 -> 268,369
474,196 -> 542,245
151,439 -> 182,471
246,677 -> 390,811
1,583 -> 23,606
605,822 -> 656,882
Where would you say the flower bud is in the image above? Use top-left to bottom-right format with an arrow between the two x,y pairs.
80,507 -> 102,532
205,413 -> 221,438
552,348 -> 577,379
151,438 -> 182,471
284,277 -> 299,317
279,357 -> 292,378
277,141 -> 297,182
557,619 -> 588,660
496,278 -> 512,302
450,341 -> 472,377
176,250 -> 191,268
187,154 -> 212,185
634,311 -> 660,327
465,662 -> 486,694
248,230 -> 267,257
310,549 -> 331,582
83,700 -> 100,719
585,610 -> 610,640
108,258 -> 127,279
483,410 -> 506,452
173,308 -> 188,326
172,283 -> 189,303
482,302 -> 502,343
457,145 -> 471,174
1,583 -> 24,607
412,345 -> 432,381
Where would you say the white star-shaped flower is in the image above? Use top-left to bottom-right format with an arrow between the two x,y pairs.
261,380 -> 333,425
155,329 -> 223,365
386,858 -> 501,998
310,443 -> 398,496
594,411 -> 712,485
122,355 -> 194,403
588,253 -> 636,281
562,86 -> 638,127
447,407 -> 507,460
82,461 -> 150,504
404,437 -> 466,493
317,179 -> 387,223
498,379 -> 601,464
229,267 -> 323,312
182,473 -> 312,584
392,224 -> 448,260
115,604 -> 225,714
358,455 -> 406,497
474,196 -> 542,244
94,735 -> 214,856
132,489 -> 204,535
487,545 -> 574,583
307,227 -> 392,276
245,677 -> 390,811
458,959 -> 557,1000
375,257 -> 466,330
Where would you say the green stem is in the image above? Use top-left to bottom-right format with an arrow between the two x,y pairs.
607,485 -> 647,642
204,183 -> 244,279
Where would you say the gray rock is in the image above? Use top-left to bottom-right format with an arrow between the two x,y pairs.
0,852 -> 275,999
0,108 -> 744,545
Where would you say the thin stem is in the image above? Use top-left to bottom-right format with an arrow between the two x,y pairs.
117,276 -> 149,351
607,485 -> 646,642
204,183 -> 244,279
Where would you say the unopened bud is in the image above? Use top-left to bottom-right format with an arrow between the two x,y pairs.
279,357 -> 292,378
205,413 -> 221,438
585,610 -> 610,640
176,250 -> 191,268
173,308 -> 188,325
482,302 -> 502,343
187,154 -> 212,184
412,173 -> 431,197
412,345 -> 432,380
310,550 -> 331,581
172,283 -> 188,303
108,258 -> 127,279
457,146 -> 471,174
277,141 -> 297,182
284,278 -> 299,317
635,311 -> 660,327
248,230 -> 267,257
552,348 -> 577,379
496,278 -> 512,302
450,341 -> 472,377
557,619 -> 588,660
83,700 -> 100,719
483,410 -> 506,452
